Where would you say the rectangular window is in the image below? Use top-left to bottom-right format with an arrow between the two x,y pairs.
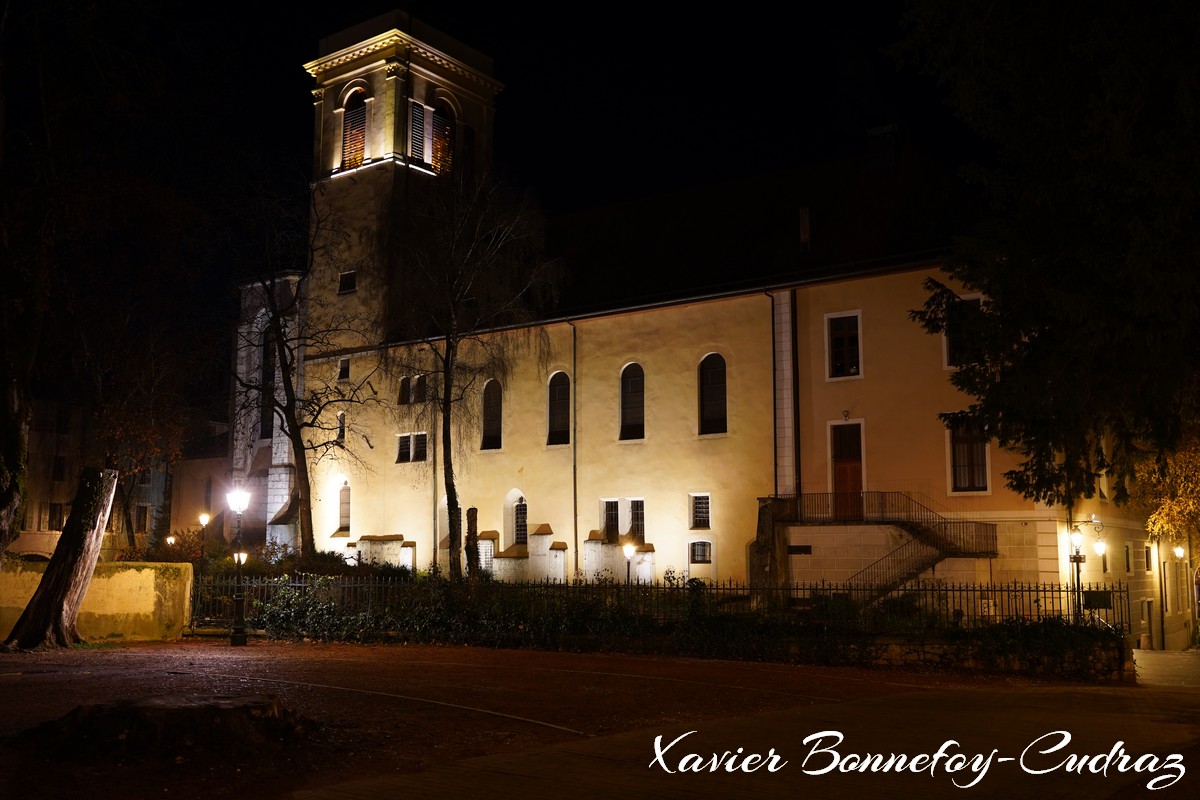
945,296 -> 983,367
1124,544 -> 1131,573
52,455 -> 66,482
689,541 -> 712,564
690,494 -> 711,529
38,502 -> 49,531
1145,545 -> 1153,572
603,500 -> 619,543
396,433 -> 428,463
338,271 -> 357,294
478,539 -> 494,573
48,503 -> 65,531
630,499 -> 645,544
336,412 -> 346,444
827,313 -> 860,378
134,505 -> 148,532
338,358 -> 350,381
949,419 -> 988,492
1101,551 -> 1108,574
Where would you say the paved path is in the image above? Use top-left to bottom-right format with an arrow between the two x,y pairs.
296,649 -> 1200,800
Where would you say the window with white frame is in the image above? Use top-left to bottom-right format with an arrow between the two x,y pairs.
690,541 -> 713,564
949,417 -> 988,492
826,312 -> 861,379
602,499 -> 619,544
396,432 -> 428,463
690,494 -> 711,529
629,499 -> 645,544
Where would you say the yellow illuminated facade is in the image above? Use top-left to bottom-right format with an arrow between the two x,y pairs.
221,11 -> 1194,651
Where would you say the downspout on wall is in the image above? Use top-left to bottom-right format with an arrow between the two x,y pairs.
569,320 -> 579,577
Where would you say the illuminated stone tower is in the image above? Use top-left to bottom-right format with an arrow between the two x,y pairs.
230,12 -> 501,549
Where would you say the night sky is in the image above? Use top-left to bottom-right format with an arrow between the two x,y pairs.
187,0 -> 964,219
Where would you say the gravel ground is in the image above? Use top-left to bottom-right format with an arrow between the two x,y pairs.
0,638 -> 1053,799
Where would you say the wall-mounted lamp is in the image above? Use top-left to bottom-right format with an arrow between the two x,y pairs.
842,410 -> 850,421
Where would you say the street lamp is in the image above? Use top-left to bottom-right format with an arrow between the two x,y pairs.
1174,544 -> 1186,560
623,543 -> 636,585
1070,515 -> 1103,624
1069,526 -> 1086,624
226,489 -> 251,646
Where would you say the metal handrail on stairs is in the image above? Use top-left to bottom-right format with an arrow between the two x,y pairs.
765,492 -> 998,597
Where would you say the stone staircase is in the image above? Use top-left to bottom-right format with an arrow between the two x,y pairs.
761,492 -> 998,601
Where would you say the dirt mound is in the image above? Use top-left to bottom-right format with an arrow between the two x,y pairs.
19,694 -> 313,761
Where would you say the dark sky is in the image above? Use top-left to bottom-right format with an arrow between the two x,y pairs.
191,0 -> 963,219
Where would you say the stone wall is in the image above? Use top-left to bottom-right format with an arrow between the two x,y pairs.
1,561 -> 193,642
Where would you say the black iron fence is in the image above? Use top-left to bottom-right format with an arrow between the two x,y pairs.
191,575 -> 1129,635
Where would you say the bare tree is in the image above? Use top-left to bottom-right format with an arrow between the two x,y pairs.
386,170 -> 560,578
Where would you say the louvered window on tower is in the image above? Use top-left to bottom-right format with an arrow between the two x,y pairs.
410,102 -> 425,163
341,90 -> 366,170
432,104 -> 455,175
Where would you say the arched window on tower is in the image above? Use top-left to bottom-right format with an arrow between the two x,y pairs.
432,101 -> 455,175
341,89 -> 367,170
698,353 -> 727,434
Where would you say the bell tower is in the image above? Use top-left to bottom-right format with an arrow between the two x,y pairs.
303,10 -> 502,182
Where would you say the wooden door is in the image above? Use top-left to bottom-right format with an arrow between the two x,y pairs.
831,423 -> 863,520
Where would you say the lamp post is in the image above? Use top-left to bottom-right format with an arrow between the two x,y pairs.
1069,526 -> 1085,623
226,489 -> 251,646
623,543 -> 636,585
1069,514 -> 1103,624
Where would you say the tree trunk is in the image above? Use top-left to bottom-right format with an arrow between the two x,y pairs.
442,342 -> 462,578
3,467 -> 117,650
284,419 -> 317,557
465,506 -> 479,581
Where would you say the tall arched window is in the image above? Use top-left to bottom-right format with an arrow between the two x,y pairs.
341,88 -> 367,170
514,496 -> 528,546
413,374 -> 427,403
481,380 -> 502,450
547,372 -> 570,445
698,353 -> 727,434
620,364 -> 644,440
398,376 -> 411,404
432,101 -> 455,175
338,481 -> 351,532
